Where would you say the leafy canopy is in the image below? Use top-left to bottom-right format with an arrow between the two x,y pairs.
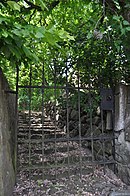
0,0 -> 130,89
0,0 -> 74,65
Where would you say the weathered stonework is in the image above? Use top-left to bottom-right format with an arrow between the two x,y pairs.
0,68 -> 16,196
115,84 -> 130,185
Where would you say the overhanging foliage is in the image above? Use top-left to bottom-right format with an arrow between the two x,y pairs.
0,0 -> 130,93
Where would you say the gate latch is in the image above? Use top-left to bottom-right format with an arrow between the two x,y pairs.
100,88 -> 114,110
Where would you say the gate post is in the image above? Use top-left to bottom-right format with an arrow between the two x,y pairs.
114,83 -> 130,184
0,68 -> 16,196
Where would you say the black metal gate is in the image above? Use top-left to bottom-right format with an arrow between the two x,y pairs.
16,63 -> 115,187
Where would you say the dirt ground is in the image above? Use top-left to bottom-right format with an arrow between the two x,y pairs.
13,166 -> 130,196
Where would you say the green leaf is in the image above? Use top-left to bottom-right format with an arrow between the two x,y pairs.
113,0 -> 120,10
2,30 -> 8,38
58,29 -> 75,41
14,38 -> 23,48
0,2 -> 6,9
121,28 -> 126,35
126,27 -> 130,31
58,30 -> 68,39
8,45 -> 21,59
39,0 -> 48,11
22,46 -> 32,58
14,24 -> 22,29
45,33 -> 57,45
123,20 -> 130,26
38,26 -> 45,33
113,15 -> 120,21
7,1 -> 20,11
12,29 -> 22,36
21,29 -> 30,37
35,0 -> 48,11
87,32 -> 93,39
5,37 -> 12,45
1,46 -> 11,58
31,53 -> 39,62
66,33 -> 75,41
22,46 -> 39,62
35,32 -> 44,38
0,16 -> 7,24
114,40 -> 122,52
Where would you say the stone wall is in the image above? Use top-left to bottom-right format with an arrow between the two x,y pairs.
46,100 -> 114,162
115,84 -> 130,184
0,68 -> 16,196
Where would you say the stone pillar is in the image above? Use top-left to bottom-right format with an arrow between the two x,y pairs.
115,83 -> 130,184
0,68 -> 16,196
115,84 -> 126,132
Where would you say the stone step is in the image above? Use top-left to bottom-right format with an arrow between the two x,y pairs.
18,118 -> 55,122
18,132 -> 65,140
18,129 -> 63,135
18,125 -> 57,130
18,145 -> 78,154
18,155 -> 92,168
17,145 -> 92,166
18,120 -> 54,125
17,166 -> 91,180
110,191 -> 130,196
18,134 -> 64,139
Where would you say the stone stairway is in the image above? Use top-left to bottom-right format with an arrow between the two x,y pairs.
18,111 -> 64,140
17,111 -> 93,180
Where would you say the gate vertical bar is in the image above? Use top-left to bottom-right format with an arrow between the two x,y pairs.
66,61 -> 70,178
99,62 -> 106,172
88,68 -> 94,172
77,68 -> 83,180
110,66 -> 116,173
54,59 -> 57,179
112,93 -> 116,173
42,64 -> 45,180
15,65 -> 19,176
101,109 -> 106,173
28,64 -> 32,181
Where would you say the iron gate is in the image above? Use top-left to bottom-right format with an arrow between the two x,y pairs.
16,63 -> 115,185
